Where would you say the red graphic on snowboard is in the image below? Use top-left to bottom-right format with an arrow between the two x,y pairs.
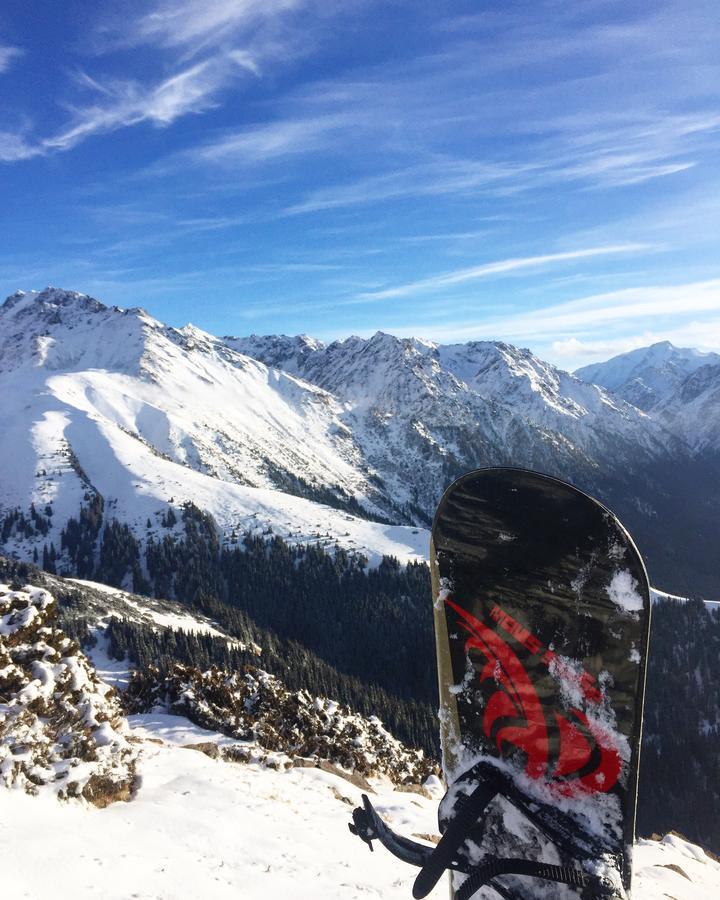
445,597 -> 621,795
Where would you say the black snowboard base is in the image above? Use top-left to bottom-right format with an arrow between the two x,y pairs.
349,467 -> 650,900
430,468 -> 651,898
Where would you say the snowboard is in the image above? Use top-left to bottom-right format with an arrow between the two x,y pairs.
430,468 -> 651,899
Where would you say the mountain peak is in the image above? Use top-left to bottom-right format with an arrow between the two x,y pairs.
575,341 -> 720,412
2,286 -> 103,316
0,287 -> 160,376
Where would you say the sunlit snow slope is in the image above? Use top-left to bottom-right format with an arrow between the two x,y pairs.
3,714 -> 718,900
0,289 -> 425,566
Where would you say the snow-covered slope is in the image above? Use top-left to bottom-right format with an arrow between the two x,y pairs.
653,363 -> 720,452
0,287 -> 376,502
575,341 -> 720,411
3,711 -> 718,899
68,577 -> 252,645
0,288 -> 427,568
230,330 -> 680,524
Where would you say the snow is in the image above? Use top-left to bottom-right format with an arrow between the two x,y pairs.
607,570 -> 645,613
651,587 -> 720,612
70,578 -> 243,643
0,583 -> 135,800
575,341 -> 720,449
127,712 -> 240,747
1,712 -> 718,899
0,721 -> 447,900
85,629 -> 133,690
633,835 -> 720,899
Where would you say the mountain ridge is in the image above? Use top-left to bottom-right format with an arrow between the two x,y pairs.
2,287 -> 720,595
575,341 -> 720,452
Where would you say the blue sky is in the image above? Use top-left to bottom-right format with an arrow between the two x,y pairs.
1,0 -> 719,369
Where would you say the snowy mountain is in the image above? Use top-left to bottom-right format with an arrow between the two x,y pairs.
231,331 -> 670,462
0,288 -> 428,569
229,331 -> 681,525
2,287 -> 720,595
575,341 -> 720,410
576,342 -> 720,453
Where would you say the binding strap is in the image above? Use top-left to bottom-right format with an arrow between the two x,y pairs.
349,758 -> 623,899
412,777 -> 500,897
454,858 -> 611,900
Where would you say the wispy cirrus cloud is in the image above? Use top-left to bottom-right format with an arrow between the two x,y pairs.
0,44 -> 22,74
356,245 -> 651,302
276,105 -> 719,215
52,58 -> 256,148
238,5 -> 720,213
404,278 -> 720,347
121,0 -> 305,52
190,113 -> 353,165
0,0 -> 320,163
0,132 -> 39,163
2,54 -> 258,160
282,158 -> 540,215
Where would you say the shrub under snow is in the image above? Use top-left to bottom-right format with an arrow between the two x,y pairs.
125,663 -> 437,785
0,583 -> 136,804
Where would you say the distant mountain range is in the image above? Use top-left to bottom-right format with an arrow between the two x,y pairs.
2,287 -> 720,596
576,341 -> 720,451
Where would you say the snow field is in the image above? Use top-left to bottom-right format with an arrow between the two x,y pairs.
3,712 -> 719,899
0,368 -> 429,569
1,715 -> 446,900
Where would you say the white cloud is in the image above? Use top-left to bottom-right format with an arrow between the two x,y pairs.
551,335 -> 663,362
275,104 -> 716,214
356,245 -> 651,302
127,0 -> 304,50
392,278 -> 720,348
492,279 -> 720,340
3,55 -> 256,160
192,114 -> 352,165
0,131 -> 41,162
550,319 -> 720,370
0,44 -> 22,74
283,158 -> 541,215
0,1 -> 315,162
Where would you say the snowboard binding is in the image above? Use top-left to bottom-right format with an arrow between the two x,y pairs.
349,759 -> 624,899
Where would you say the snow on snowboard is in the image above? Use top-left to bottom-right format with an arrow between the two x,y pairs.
350,467 -> 651,899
